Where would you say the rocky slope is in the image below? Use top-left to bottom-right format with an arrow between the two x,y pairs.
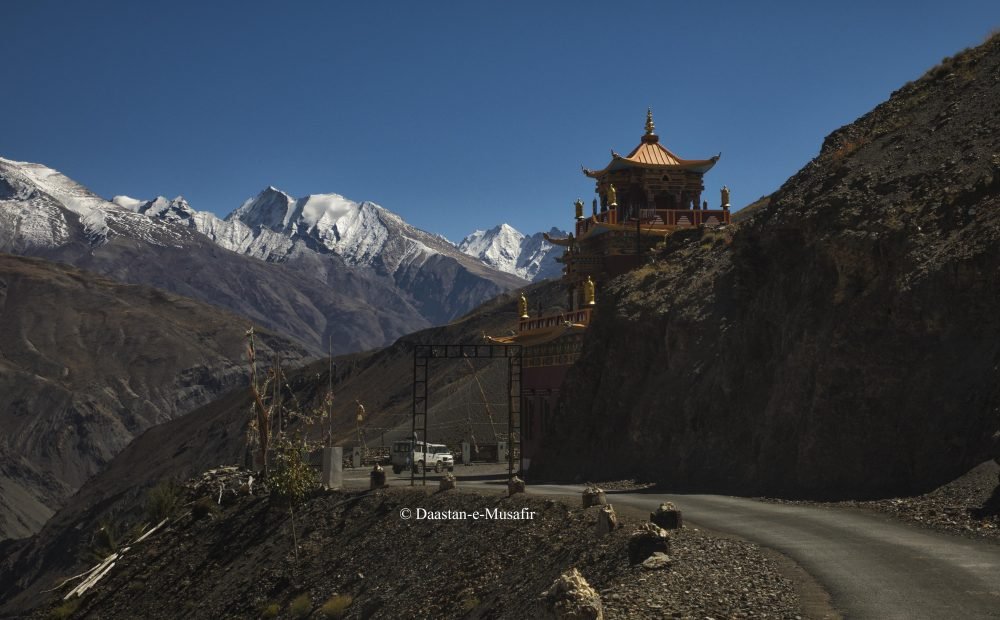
0,278 -> 566,613
0,159 -> 524,354
764,459 -> 1000,542
0,253 -> 311,541
25,482 -> 803,620
541,34 -> 1000,499
458,224 -> 565,281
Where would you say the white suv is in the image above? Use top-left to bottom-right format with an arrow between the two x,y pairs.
391,440 -> 455,474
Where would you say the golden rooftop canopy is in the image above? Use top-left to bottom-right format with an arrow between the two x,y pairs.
583,109 -> 720,177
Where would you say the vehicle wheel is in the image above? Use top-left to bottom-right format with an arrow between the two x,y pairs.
392,465 -> 401,475
435,461 -> 442,473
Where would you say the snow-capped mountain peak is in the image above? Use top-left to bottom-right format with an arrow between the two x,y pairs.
226,187 -> 390,261
131,196 -> 196,222
227,186 -> 296,230
112,195 -> 146,211
458,223 -> 565,281
0,157 -> 115,243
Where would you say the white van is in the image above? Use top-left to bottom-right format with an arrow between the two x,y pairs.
390,440 -> 455,474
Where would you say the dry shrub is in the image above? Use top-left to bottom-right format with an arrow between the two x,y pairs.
289,593 -> 312,618
143,479 -> 182,522
320,594 -> 353,619
47,598 -> 80,620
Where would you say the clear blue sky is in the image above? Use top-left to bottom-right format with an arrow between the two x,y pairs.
3,1 -> 997,242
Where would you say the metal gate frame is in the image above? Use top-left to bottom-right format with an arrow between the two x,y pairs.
412,343 -> 523,486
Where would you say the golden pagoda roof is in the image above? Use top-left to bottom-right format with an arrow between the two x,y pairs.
583,109 -> 720,177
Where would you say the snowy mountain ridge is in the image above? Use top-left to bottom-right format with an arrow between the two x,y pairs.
3,156 -> 563,285
458,223 -> 566,281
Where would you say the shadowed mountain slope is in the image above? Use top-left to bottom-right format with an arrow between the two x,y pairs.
0,278 -> 564,614
0,254 -> 312,541
541,34 -> 1000,498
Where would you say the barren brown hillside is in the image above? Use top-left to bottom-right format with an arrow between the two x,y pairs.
543,34 -> 1000,499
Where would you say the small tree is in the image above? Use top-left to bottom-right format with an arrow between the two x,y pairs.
269,435 -> 315,507
270,434 -> 316,563
246,326 -> 273,477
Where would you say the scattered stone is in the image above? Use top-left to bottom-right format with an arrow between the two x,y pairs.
237,475 -> 254,496
186,466 -> 254,506
582,486 -> 607,508
595,504 -> 617,536
508,476 -> 525,496
439,472 -> 456,491
370,463 -> 386,489
628,522 -> 671,564
641,552 -> 672,570
540,567 -> 604,620
650,502 -> 683,530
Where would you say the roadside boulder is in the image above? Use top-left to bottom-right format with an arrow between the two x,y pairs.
439,472 -> 457,491
595,504 -> 617,536
627,522 -> 670,564
540,567 -> 603,620
582,486 -> 607,508
370,464 -> 387,489
508,476 -> 525,496
650,501 -> 682,529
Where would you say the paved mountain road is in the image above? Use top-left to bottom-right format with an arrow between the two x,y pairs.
528,484 -> 1000,619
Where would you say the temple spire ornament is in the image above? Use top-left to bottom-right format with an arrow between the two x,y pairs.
641,108 -> 659,145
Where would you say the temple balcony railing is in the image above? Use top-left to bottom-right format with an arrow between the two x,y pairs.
579,207 -> 730,236
519,307 -> 593,333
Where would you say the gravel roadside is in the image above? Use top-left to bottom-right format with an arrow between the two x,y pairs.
761,460 -> 1000,543
36,478 -> 806,619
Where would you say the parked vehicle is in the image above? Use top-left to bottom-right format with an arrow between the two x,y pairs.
390,440 -> 455,474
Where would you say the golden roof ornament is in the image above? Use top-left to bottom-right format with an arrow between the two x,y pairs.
607,184 -> 618,207
641,108 -> 659,144
574,198 -> 584,220
584,276 -> 596,306
518,292 -> 529,319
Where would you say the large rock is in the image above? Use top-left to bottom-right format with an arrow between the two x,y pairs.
627,523 -> 670,564
595,504 -> 617,536
582,486 -> 607,508
540,568 -> 603,620
650,502 -> 682,529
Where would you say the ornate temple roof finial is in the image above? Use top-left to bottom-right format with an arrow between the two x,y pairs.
640,108 -> 659,144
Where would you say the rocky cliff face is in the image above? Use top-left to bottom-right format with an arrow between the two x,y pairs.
542,34 -> 1000,499
0,254 -> 311,540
